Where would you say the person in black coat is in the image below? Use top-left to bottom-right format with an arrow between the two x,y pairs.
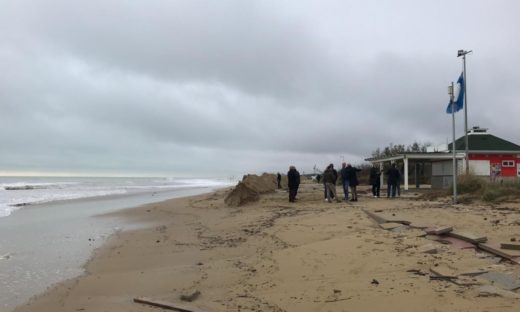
277,172 -> 282,189
369,165 -> 381,197
287,166 -> 300,202
344,164 -> 361,201
386,163 -> 400,198
340,162 -> 350,201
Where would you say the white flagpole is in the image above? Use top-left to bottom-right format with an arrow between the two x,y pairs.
449,82 -> 457,204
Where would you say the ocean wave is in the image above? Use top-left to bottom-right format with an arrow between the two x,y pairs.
2,182 -> 78,191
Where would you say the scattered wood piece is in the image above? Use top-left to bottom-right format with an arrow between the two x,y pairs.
429,266 -> 458,279
425,226 -> 453,235
501,242 -> 520,251
409,223 -> 430,229
447,231 -> 487,244
478,242 -> 520,263
134,297 -> 205,312
459,270 -> 488,277
434,236 -> 475,249
379,222 -> 403,230
407,269 -> 428,276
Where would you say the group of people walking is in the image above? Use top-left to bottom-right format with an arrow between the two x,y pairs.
283,163 -> 402,203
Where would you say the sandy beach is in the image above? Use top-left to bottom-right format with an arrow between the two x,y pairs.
13,180 -> 520,312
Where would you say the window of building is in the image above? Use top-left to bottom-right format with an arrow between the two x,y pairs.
502,160 -> 515,167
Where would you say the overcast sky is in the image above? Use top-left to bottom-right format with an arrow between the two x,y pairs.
1,0 -> 519,177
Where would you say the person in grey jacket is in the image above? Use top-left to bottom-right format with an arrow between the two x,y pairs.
323,164 -> 341,203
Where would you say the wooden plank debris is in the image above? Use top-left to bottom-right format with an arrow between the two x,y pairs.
434,236 -> 475,249
501,242 -> 520,250
459,269 -> 488,277
134,297 -> 206,312
478,242 -> 520,261
409,223 -> 430,229
425,226 -> 453,235
447,231 -> 487,244
429,266 -> 458,279
379,222 -> 404,230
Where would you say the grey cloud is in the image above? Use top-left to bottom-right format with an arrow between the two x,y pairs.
1,1 -> 520,177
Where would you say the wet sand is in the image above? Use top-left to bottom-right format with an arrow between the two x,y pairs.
0,187 -> 221,311
13,183 -> 520,311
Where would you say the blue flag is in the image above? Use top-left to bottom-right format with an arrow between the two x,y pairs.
446,73 -> 465,113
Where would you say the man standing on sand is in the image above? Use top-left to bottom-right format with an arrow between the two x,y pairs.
369,164 -> 381,198
344,163 -> 360,202
386,163 -> 400,198
340,162 -> 349,201
287,166 -> 300,202
277,172 -> 282,189
323,164 -> 341,203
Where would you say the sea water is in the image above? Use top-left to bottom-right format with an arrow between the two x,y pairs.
0,176 -> 231,217
0,176 -> 233,311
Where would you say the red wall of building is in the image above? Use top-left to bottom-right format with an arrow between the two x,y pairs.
469,154 -> 519,177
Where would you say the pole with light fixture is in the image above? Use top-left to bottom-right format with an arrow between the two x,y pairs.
457,49 -> 472,175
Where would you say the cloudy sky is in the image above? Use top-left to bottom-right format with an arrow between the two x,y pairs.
1,0 -> 519,177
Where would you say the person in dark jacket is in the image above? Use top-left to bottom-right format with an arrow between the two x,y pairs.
344,163 -> 361,201
369,164 -> 381,197
323,164 -> 341,203
386,163 -> 400,198
287,166 -> 300,202
277,172 -> 282,189
340,162 -> 350,201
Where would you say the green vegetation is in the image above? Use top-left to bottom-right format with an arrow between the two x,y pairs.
453,174 -> 520,203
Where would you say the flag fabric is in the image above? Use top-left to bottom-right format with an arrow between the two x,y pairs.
446,73 -> 465,113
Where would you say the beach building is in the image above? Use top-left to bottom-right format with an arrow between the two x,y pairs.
365,127 -> 520,190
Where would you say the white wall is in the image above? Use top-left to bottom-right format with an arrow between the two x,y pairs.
469,160 -> 490,176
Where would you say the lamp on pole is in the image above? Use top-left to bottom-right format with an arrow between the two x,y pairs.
448,82 -> 457,204
457,49 -> 472,175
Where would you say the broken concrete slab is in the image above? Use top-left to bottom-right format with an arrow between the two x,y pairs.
418,244 -> 438,254
501,242 -> 520,250
478,285 -> 520,299
425,226 -> 453,235
363,209 -> 411,225
479,272 -> 520,291
363,210 -> 388,224
447,231 -> 487,244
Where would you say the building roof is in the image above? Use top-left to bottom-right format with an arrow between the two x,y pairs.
448,133 -> 520,152
365,152 -> 466,162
